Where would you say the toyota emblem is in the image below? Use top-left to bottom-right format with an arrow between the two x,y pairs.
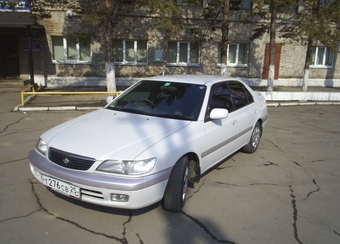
63,158 -> 70,164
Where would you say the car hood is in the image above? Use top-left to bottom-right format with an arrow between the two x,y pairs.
42,109 -> 191,160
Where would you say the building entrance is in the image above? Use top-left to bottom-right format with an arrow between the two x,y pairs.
0,35 -> 20,77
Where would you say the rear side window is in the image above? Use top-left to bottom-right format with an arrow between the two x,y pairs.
228,81 -> 254,110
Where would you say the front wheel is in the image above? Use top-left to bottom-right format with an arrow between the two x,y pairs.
242,121 -> 262,154
163,156 -> 189,212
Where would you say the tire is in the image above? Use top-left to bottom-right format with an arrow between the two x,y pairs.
242,121 -> 262,154
163,156 -> 189,212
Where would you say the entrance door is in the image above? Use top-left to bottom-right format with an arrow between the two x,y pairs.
0,35 -> 20,77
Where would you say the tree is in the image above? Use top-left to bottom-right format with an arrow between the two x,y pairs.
141,0 -> 233,77
77,0 -> 137,92
202,0 -> 231,77
32,0 -> 136,92
280,0 -> 340,91
250,0 -> 298,92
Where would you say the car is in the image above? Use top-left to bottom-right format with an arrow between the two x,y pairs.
29,75 -> 268,212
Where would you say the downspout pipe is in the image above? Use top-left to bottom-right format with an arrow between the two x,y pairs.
26,25 -> 35,86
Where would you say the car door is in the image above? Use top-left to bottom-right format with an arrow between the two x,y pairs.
228,80 -> 259,147
201,82 -> 239,172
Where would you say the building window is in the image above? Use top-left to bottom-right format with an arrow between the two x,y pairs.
319,0 -> 334,8
218,43 -> 249,66
177,0 -> 202,7
113,40 -> 147,64
167,41 -> 200,66
269,1 -> 298,13
310,47 -> 335,67
230,0 -> 252,10
51,36 -> 91,63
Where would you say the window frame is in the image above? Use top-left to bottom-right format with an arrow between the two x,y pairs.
310,46 -> 335,68
218,43 -> 249,67
113,39 -> 148,65
167,41 -> 200,66
51,35 -> 92,64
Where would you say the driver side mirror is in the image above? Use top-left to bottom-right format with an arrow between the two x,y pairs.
106,95 -> 115,104
210,108 -> 229,120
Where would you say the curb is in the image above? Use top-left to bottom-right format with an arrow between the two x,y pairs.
13,101 -> 340,112
16,106 -> 102,112
266,101 -> 340,107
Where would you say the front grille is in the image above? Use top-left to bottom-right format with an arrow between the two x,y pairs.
49,147 -> 96,170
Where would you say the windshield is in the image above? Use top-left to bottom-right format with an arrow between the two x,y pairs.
106,80 -> 207,121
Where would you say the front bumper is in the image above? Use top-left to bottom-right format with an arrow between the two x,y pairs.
29,150 -> 171,209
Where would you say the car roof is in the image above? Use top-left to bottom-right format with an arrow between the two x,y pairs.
143,75 -> 241,86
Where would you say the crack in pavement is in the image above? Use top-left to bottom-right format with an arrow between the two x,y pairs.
289,180 -> 303,244
303,179 -> 320,201
0,157 -> 27,165
0,115 -> 29,134
28,179 -> 137,244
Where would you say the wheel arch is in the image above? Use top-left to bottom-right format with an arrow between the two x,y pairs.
185,152 -> 201,183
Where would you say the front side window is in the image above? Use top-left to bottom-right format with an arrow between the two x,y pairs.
113,40 -> 147,64
167,41 -> 200,65
218,43 -> 249,66
310,47 -> 335,67
51,36 -> 91,63
208,82 -> 233,114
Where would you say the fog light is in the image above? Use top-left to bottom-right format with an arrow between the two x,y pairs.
111,194 -> 129,202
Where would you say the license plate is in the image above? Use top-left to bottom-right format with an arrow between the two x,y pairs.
42,175 -> 80,198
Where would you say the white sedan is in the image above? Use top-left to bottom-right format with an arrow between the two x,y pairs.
29,75 -> 268,212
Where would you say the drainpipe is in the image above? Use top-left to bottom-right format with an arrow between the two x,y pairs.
26,25 -> 35,86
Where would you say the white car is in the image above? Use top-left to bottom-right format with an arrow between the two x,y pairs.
29,75 -> 268,211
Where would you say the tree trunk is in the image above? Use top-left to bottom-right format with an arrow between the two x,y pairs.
302,0 -> 319,92
302,38 -> 313,92
220,0 -> 230,77
104,0 -> 116,92
267,1 -> 277,92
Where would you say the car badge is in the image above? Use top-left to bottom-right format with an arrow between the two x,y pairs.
63,158 -> 70,164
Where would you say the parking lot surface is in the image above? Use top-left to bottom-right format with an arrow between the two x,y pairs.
1,92 -> 340,244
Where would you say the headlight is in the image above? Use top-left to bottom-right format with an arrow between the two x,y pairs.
36,139 -> 47,155
97,158 -> 157,175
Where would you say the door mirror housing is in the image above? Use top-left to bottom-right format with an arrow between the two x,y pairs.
106,95 -> 115,104
210,108 -> 229,120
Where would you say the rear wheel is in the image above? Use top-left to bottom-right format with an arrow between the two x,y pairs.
242,121 -> 261,154
163,156 -> 189,212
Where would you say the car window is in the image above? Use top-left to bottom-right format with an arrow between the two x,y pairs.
206,82 -> 233,121
107,80 -> 206,121
228,80 -> 254,110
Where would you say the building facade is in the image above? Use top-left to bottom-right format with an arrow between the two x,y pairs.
0,0 -> 339,88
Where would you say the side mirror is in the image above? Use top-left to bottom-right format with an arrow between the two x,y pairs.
210,108 -> 229,120
106,95 -> 115,104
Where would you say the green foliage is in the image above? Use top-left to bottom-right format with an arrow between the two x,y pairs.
250,0 -> 340,49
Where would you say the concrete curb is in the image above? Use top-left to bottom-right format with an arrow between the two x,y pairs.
16,106 -> 102,112
266,101 -> 340,107
11,91 -> 340,112
14,101 -> 340,112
